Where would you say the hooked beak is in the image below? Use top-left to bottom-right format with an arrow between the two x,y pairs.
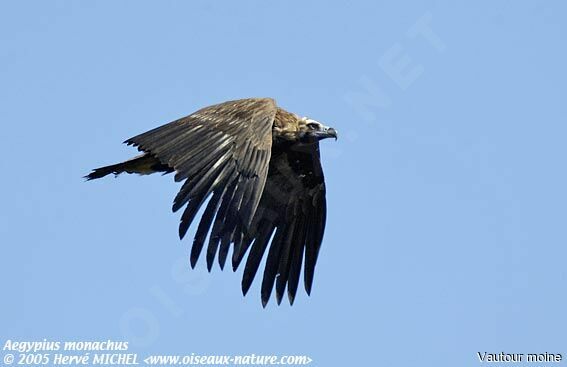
315,126 -> 338,141
326,127 -> 338,141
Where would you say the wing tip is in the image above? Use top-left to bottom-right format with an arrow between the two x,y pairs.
305,282 -> 313,296
172,201 -> 183,213
189,255 -> 198,269
206,256 -> 214,272
287,290 -> 297,306
218,258 -> 226,271
178,225 -> 188,240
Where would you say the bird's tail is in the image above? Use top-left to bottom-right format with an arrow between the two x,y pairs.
85,153 -> 173,181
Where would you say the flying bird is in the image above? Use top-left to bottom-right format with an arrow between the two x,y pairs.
86,98 -> 337,306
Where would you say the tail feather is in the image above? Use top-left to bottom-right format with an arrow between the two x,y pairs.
85,154 -> 173,181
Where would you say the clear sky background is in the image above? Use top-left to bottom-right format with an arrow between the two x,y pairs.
1,1 -> 566,366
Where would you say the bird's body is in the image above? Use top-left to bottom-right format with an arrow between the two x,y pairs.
86,98 -> 337,306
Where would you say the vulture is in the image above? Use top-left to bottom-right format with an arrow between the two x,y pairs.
86,98 -> 337,306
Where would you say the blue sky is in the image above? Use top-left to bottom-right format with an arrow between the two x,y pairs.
1,1 -> 566,366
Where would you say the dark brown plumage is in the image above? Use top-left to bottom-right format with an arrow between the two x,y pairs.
86,98 -> 337,306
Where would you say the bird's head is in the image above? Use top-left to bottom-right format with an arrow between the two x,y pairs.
273,108 -> 338,144
297,117 -> 338,143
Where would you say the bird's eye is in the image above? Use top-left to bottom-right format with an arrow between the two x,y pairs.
307,122 -> 320,130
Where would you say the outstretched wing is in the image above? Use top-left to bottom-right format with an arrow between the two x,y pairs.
125,98 -> 276,256
232,142 -> 327,306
